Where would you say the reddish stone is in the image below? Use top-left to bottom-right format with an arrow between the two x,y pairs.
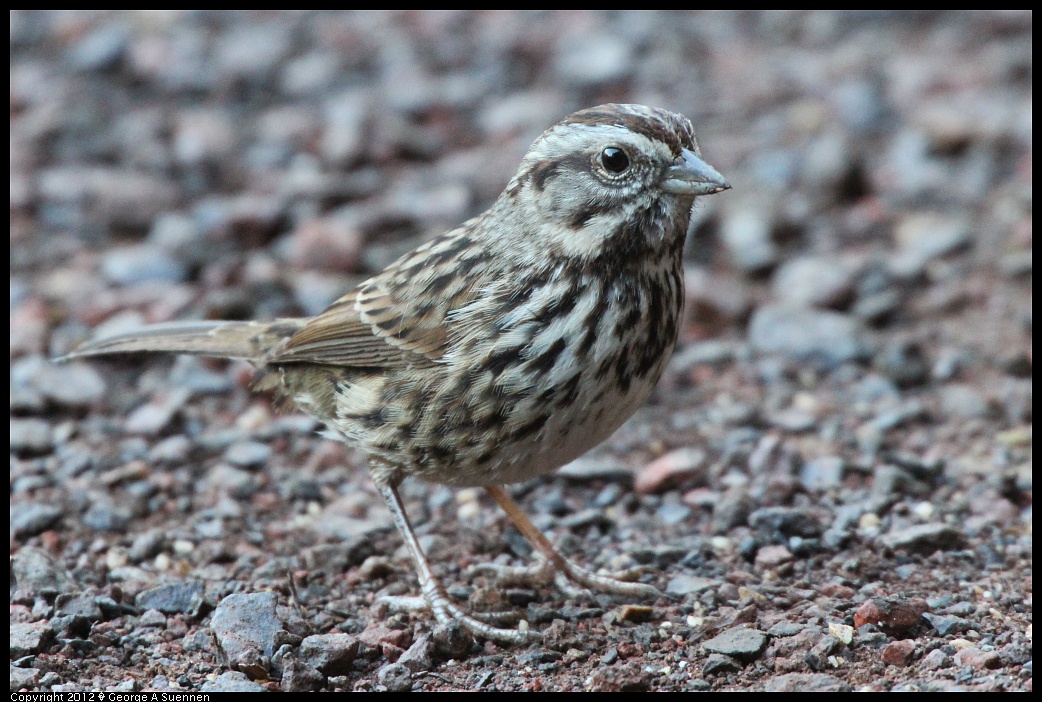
853,597 -> 928,636
881,639 -> 916,666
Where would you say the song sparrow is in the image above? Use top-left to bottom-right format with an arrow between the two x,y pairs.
66,103 -> 730,642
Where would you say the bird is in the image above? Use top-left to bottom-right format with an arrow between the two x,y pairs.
64,103 -> 730,642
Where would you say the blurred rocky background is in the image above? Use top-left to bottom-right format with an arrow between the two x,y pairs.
10,11 -> 1031,693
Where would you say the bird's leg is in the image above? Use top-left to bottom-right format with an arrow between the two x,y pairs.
479,486 -> 661,599
375,485 -> 540,643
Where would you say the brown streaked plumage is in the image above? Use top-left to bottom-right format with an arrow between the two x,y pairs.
65,104 -> 730,642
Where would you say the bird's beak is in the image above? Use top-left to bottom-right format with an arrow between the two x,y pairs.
662,148 -> 731,196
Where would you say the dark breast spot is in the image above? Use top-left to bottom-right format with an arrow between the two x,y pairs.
527,337 -> 566,375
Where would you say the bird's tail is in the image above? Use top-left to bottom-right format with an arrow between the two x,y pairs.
59,319 -> 305,363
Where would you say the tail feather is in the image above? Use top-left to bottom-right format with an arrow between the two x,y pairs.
59,319 -> 305,363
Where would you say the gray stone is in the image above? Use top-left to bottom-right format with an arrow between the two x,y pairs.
893,213 -> 972,267
748,507 -> 823,538
128,530 -> 167,562
558,456 -> 635,482
922,612 -> 971,636
280,657 -> 324,692
10,621 -> 54,657
297,634 -> 361,676
211,592 -> 284,666
749,305 -> 870,366
767,622 -> 805,637
10,665 -> 41,692
771,256 -> 853,309
11,502 -> 63,537
224,441 -> 272,468
136,581 -> 203,614
666,575 -> 720,596
922,649 -> 953,670
799,456 -> 846,491
13,356 -> 108,409
138,609 -> 168,628
702,653 -> 741,675
721,205 -> 779,273
101,245 -> 189,285
554,33 -> 634,86
199,671 -> 266,693
765,673 -> 852,692
9,419 -> 53,454
881,524 -> 964,553
11,547 -> 70,599
939,384 -> 991,419
377,663 -> 414,693
702,628 -> 768,662
68,24 -> 128,71
397,633 -> 435,673
54,593 -> 102,621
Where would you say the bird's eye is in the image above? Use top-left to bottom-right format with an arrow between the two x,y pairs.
599,147 -> 630,174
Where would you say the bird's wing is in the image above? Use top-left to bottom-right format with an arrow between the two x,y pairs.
271,229 -> 491,368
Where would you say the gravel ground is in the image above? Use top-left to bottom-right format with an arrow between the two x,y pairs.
10,10 -> 1031,692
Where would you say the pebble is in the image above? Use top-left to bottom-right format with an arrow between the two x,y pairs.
557,456 -> 635,482
748,305 -> 870,366
138,609 -> 168,628
748,507 -> 823,539
37,167 -> 178,229
200,672 -> 267,693
754,544 -> 793,569
553,33 -> 634,86
13,357 -> 107,408
10,621 -> 54,658
396,633 -> 435,673
799,456 -> 845,491
720,201 -> 779,273
938,384 -> 991,419
635,448 -> 707,494
54,593 -> 102,621
68,23 -> 128,71
702,628 -> 768,662
953,646 -> 1002,670
764,673 -> 852,692
880,524 -> 965,553
881,639 -> 916,666
297,634 -> 361,676
149,436 -> 193,464
683,269 -> 752,326
11,502 -> 64,538
377,663 -> 414,693
210,592 -> 284,668
922,648 -> 952,669
702,653 -> 741,675
9,419 -> 54,455
224,440 -> 273,468
82,499 -> 133,532
101,245 -> 189,285
10,666 -> 41,691
771,256 -> 853,309
135,582 -> 203,614
767,622 -> 805,638
666,575 -> 720,596
124,390 -> 190,435
873,341 -> 932,388
853,597 -> 928,636
892,212 -> 972,269
279,656 -> 324,692
286,216 -> 365,273
922,613 -> 972,636
10,547 -> 71,599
